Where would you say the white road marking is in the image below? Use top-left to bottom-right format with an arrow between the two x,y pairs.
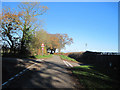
27,64 -> 35,69
63,60 -> 69,67
19,71 -> 23,74
63,60 -> 73,67
23,69 -> 26,72
65,61 -> 73,67
15,74 -> 19,77
8,77 -> 14,81
2,59 -> 42,87
2,82 -> 8,86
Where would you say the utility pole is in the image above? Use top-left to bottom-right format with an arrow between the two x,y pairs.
85,43 -> 87,51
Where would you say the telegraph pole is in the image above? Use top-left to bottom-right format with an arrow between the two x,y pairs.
85,43 -> 87,51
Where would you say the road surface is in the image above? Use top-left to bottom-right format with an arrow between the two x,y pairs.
3,55 -> 83,89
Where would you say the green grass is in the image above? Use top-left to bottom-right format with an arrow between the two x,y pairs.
34,54 -> 53,59
71,65 -> 119,89
59,55 -> 78,62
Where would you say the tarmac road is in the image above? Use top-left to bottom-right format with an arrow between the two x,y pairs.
4,55 -> 83,89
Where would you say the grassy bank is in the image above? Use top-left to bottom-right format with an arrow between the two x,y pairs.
71,65 -> 119,89
34,54 -> 53,59
59,55 -> 78,62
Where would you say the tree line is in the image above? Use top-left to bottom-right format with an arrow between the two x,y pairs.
1,2 -> 73,57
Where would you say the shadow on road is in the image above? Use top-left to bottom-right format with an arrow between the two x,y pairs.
3,57 -> 79,89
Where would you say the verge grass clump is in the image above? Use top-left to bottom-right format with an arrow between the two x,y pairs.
34,54 -> 53,59
59,55 -> 78,62
71,65 -> 119,89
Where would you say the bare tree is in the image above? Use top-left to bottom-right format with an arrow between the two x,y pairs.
1,8 -> 22,53
18,2 -> 49,51
56,34 -> 73,53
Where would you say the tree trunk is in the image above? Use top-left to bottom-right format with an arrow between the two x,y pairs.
58,47 -> 61,53
50,49 -> 53,54
38,48 -> 41,55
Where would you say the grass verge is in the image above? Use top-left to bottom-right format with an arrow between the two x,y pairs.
34,54 -> 53,59
71,65 -> 119,89
59,55 -> 78,62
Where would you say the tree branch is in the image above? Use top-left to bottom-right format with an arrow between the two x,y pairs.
2,37 -> 12,47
